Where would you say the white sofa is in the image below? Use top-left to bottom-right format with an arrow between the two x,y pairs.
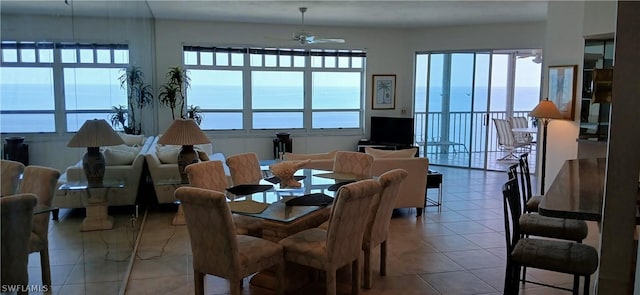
145,136 -> 229,204
286,152 -> 429,216
54,134 -> 155,209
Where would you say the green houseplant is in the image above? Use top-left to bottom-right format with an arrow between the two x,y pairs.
187,104 -> 204,125
115,66 -> 154,134
109,105 -> 130,133
158,66 -> 191,120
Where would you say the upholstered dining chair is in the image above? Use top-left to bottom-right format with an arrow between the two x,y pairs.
332,151 -> 374,178
19,165 -> 60,292
279,179 -> 380,295
502,177 -> 598,295
363,169 -> 407,289
185,160 -> 263,237
226,152 -> 263,186
1,159 -> 25,196
175,186 -> 284,295
1,193 -> 38,294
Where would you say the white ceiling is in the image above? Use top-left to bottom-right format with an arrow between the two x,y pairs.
1,0 -> 548,29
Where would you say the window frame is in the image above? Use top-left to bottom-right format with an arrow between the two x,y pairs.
183,45 -> 366,135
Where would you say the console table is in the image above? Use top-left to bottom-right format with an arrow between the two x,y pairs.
425,170 -> 443,212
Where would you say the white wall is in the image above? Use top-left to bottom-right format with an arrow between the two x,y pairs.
2,13 -> 547,170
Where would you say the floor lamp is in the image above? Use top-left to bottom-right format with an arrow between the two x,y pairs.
530,98 -> 563,195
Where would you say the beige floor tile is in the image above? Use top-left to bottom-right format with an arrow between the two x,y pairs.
442,249 -> 504,270
420,270 -> 497,294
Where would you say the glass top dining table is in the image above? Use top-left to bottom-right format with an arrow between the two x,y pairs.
228,168 -> 351,223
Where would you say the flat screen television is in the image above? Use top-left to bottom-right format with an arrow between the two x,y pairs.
370,116 -> 414,146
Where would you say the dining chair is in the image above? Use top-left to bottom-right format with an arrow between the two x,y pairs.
518,153 -> 541,213
1,193 -> 38,295
19,165 -> 60,293
175,186 -> 284,295
279,179 -> 380,295
185,160 -> 263,237
493,118 -> 527,161
510,116 -> 534,146
332,151 -> 374,178
502,177 -> 598,295
1,159 -> 25,196
363,168 -> 407,289
226,152 -> 263,186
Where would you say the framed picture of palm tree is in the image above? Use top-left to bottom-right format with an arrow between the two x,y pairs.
372,74 -> 396,109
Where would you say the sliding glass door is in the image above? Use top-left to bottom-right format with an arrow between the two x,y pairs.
414,50 -> 541,170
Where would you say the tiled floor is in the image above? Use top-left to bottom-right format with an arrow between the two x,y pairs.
28,165 -> 600,295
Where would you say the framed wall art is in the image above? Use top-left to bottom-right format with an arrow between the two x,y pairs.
372,74 -> 396,110
548,65 -> 577,120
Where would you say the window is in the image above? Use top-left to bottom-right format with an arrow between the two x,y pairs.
1,41 -> 128,133
183,46 -> 365,132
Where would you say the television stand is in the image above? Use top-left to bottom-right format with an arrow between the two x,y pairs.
357,140 -> 417,153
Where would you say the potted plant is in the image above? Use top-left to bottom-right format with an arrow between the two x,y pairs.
119,66 -> 154,135
187,105 -> 204,125
158,66 -> 190,120
109,105 -> 132,133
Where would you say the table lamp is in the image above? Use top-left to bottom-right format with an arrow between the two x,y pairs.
530,98 -> 564,195
158,119 -> 211,183
67,119 -> 124,188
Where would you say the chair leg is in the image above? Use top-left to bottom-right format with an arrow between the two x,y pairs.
380,240 -> 387,276
352,259 -> 360,295
39,248 -> 52,295
326,269 -> 337,295
510,264 -> 521,295
363,247 -> 372,289
194,271 -> 205,295
573,275 -> 580,295
583,275 -> 590,295
230,276 -> 242,295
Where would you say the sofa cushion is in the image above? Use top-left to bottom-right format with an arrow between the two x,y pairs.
365,147 -> 417,158
104,148 -> 137,165
119,133 -> 145,146
156,145 -> 181,164
284,150 -> 337,160
108,144 -> 142,154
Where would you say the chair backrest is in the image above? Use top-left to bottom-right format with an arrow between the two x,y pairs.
226,152 -> 262,185
506,163 -> 527,214
326,179 -> 380,266
175,186 -> 239,278
493,118 -> 516,147
332,151 -> 374,178
510,117 -> 533,143
518,153 -> 534,202
1,159 -> 25,196
365,169 -> 407,248
1,193 -> 37,287
18,165 -> 60,243
502,178 -> 522,253
185,160 -> 228,192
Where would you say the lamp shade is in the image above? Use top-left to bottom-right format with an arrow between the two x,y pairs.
67,119 -> 124,147
530,99 -> 564,119
158,119 -> 211,145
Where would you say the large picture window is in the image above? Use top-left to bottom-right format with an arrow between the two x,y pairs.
184,46 -> 366,132
1,41 -> 129,133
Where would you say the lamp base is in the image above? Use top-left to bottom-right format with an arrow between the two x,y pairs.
178,145 -> 199,184
83,147 -> 105,188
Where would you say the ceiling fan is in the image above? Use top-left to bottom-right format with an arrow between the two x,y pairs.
516,49 -> 543,64
270,7 -> 346,45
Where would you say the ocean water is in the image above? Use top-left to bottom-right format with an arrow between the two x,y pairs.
1,83 -> 539,132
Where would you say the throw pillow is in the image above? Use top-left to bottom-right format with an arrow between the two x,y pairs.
284,150 -> 337,160
104,148 -> 137,165
108,144 -> 141,154
156,145 -> 181,164
364,147 -> 417,158
119,133 -> 145,146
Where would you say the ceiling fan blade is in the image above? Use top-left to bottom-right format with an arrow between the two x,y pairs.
308,38 -> 346,44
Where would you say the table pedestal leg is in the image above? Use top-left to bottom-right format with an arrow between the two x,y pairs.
172,204 -> 186,225
81,188 -> 114,231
